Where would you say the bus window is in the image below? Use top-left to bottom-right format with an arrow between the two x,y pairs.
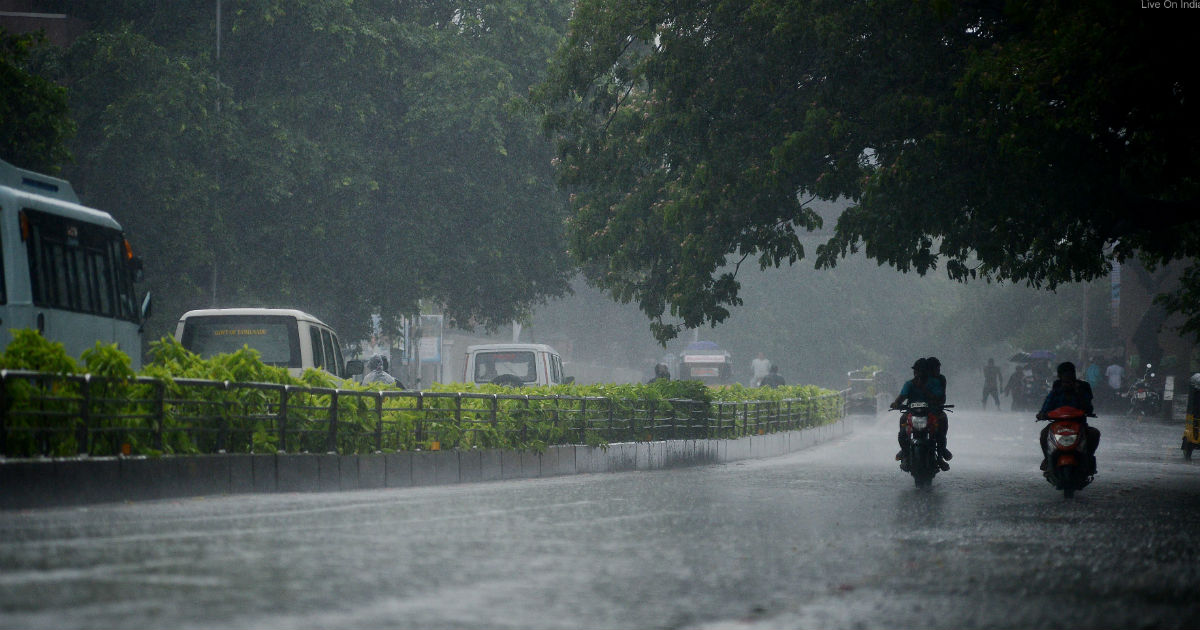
309,326 -> 325,371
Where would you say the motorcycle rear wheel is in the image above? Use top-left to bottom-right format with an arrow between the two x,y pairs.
1059,465 -> 1076,498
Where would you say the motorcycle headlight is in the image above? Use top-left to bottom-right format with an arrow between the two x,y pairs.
1052,433 -> 1078,448
910,415 -> 928,430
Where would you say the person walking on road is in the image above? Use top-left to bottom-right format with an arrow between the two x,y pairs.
361,355 -> 401,387
751,352 -> 771,387
982,358 -> 1003,410
1106,359 -> 1125,405
648,363 -> 671,383
760,365 -> 785,388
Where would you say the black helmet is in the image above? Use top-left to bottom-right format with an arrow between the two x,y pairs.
368,355 -> 385,371
926,357 -> 941,373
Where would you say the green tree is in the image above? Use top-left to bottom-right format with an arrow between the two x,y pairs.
0,28 -> 74,172
536,0 -> 1200,343
30,24 -> 233,343
35,0 -> 575,346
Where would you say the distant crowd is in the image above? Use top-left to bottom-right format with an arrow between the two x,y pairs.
982,356 -> 1134,413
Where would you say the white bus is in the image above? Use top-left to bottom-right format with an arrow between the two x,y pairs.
0,158 -> 150,368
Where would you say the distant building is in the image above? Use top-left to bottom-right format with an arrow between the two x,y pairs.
0,1 -> 87,47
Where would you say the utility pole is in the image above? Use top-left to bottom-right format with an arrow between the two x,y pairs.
1081,281 -> 1090,366
210,0 -> 222,306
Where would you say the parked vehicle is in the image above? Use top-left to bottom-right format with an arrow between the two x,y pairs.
1125,363 -> 1162,417
894,402 -> 953,488
1037,406 -> 1096,499
678,341 -> 733,385
0,158 -> 151,366
462,343 -> 572,387
1183,373 -> 1200,460
174,308 -> 347,379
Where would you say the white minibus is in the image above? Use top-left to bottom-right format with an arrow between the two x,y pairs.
0,159 -> 150,367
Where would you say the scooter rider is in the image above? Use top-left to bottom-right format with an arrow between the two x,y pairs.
1036,361 -> 1100,472
890,358 -> 950,471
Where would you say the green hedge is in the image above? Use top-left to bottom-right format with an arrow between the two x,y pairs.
0,331 -> 843,457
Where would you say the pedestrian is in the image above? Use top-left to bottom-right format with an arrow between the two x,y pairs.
648,363 -> 671,383
982,357 -> 1002,410
1004,367 -> 1024,411
760,364 -> 785,388
751,352 -> 770,387
1106,359 -> 1125,399
361,355 -> 401,387
1084,357 -> 1103,391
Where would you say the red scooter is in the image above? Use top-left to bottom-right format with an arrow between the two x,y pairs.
1038,406 -> 1096,499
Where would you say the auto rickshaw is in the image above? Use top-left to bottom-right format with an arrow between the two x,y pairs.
1183,373 -> 1200,460
845,368 -> 895,415
846,369 -> 878,414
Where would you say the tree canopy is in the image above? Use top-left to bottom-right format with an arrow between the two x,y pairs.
14,0 -> 576,345
535,0 -> 1200,343
0,28 -> 73,173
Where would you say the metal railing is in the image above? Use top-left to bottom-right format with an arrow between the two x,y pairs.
0,369 -> 847,458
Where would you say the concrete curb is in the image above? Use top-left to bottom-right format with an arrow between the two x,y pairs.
0,415 -> 860,510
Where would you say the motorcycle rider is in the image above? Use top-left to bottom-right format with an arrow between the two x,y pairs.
925,356 -> 952,461
1036,361 -> 1100,473
890,358 -> 950,471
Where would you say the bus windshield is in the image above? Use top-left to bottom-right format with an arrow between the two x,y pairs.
179,315 -> 301,367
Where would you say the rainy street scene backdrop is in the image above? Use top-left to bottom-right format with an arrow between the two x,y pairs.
1,2 -> 1198,629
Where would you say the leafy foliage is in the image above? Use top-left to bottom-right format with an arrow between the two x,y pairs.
0,28 -> 74,172
23,1 -> 577,349
535,0 -> 1200,343
0,332 -> 842,457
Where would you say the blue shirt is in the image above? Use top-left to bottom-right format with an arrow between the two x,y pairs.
899,377 -> 945,404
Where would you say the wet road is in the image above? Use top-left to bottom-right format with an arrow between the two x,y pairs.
2,408 -> 1199,629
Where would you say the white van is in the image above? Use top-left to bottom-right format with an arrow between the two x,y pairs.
174,308 -> 347,379
463,343 -> 572,387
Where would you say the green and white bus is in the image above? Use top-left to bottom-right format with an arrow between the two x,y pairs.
0,158 -> 150,367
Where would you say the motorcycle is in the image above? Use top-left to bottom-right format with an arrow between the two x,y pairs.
1037,406 -> 1096,499
894,402 -> 953,488
1125,363 -> 1162,417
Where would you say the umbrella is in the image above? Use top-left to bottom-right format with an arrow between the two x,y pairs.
1029,350 -> 1056,360
1008,352 -> 1031,362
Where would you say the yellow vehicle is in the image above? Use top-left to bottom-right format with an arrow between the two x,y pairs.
1184,374 -> 1200,460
